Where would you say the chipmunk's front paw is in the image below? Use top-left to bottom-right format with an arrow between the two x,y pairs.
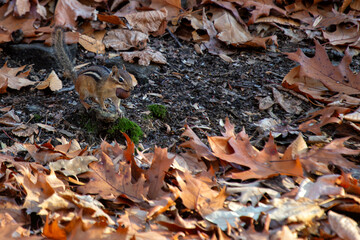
116,108 -> 125,118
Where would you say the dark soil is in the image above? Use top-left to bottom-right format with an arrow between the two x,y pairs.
0,33 -> 349,151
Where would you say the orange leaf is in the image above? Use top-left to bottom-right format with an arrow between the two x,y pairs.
54,0 -> 94,28
229,134 -> 303,180
145,147 -> 174,199
0,62 -> 34,92
180,125 -> 216,161
298,106 -> 350,135
242,0 -> 287,24
171,171 -> 227,216
300,137 -> 360,174
77,151 -> 148,202
43,215 -> 67,240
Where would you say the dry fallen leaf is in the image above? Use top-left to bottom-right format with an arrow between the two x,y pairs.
298,106 -> 350,135
124,8 -> 168,34
12,123 -> 39,137
240,0 -> 287,24
209,130 -> 303,180
171,171 -> 227,216
120,47 -> 167,66
0,62 -> 35,92
37,123 -> 56,132
54,0 -> 94,28
328,211 -> 360,240
49,156 -> 98,177
149,0 -> 182,19
77,151 -> 149,202
103,29 -> 148,51
0,110 -> 21,127
344,107 -> 360,122
282,65 -> 329,102
299,136 -> 360,175
286,40 -> 360,95
212,8 -> 253,46
79,33 -> 105,54
36,70 -> 63,91
268,198 -> 324,225
143,147 -> 174,199
296,176 -> 345,200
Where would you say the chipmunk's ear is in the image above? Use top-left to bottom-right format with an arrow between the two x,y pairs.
111,65 -> 119,75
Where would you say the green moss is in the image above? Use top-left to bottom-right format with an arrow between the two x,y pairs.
108,118 -> 143,144
84,119 -> 98,133
147,104 -> 167,120
32,114 -> 42,122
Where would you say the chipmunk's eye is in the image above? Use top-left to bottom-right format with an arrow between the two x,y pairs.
117,76 -> 124,83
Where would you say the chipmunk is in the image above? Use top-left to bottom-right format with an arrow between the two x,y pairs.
53,27 -> 136,116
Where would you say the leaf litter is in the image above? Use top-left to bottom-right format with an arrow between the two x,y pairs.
2,0 -> 360,239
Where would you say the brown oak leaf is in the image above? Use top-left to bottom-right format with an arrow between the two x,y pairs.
286,40 -> 360,95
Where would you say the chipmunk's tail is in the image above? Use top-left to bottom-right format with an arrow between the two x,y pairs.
53,27 -> 77,83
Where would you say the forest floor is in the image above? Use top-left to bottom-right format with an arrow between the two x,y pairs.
0,32 -> 355,151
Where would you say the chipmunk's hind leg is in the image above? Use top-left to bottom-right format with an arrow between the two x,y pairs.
78,91 -> 91,110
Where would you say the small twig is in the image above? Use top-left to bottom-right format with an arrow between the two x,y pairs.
265,71 -> 283,79
166,28 -> 183,48
274,84 -> 310,103
1,128 -> 19,143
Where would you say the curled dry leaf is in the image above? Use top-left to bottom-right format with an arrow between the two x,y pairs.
212,9 -> 253,45
54,0 -> 95,28
226,186 -> 280,206
282,65 -> 333,102
219,54 -> 234,63
298,106 -> 351,135
120,47 -> 167,66
299,137 -> 360,175
36,70 -> 63,91
103,29 -> 148,51
14,168 -> 66,212
77,151 -> 149,202
296,176 -> 345,200
49,156 -> 98,177
328,211 -> 360,240
287,40 -> 360,95
79,33 -> 105,54
12,124 -> 39,137
149,0 -> 182,19
15,0 -> 30,16
344,108 -> 360,122
0,110 -> 21,127
125,8 -> 167,34
42,216 -> 67,240
0,62 -> 35,92
97,13 -> 129,27
323,24 -> 360,46
180,125 -> 216,161
37,123 -> 56,132
241,0 -> 287,25
145,147 -> 174,200
171,171 -> 227,217
255,16 -> 300,27
209,131 -> 303,180
272,87 -> 303,114
268,198 -> 324,225
12,0 -> 46,18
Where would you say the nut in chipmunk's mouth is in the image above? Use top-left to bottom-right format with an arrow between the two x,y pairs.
116,88 -> 131,99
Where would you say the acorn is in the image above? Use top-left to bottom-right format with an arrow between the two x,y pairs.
116,88 -> 131,99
